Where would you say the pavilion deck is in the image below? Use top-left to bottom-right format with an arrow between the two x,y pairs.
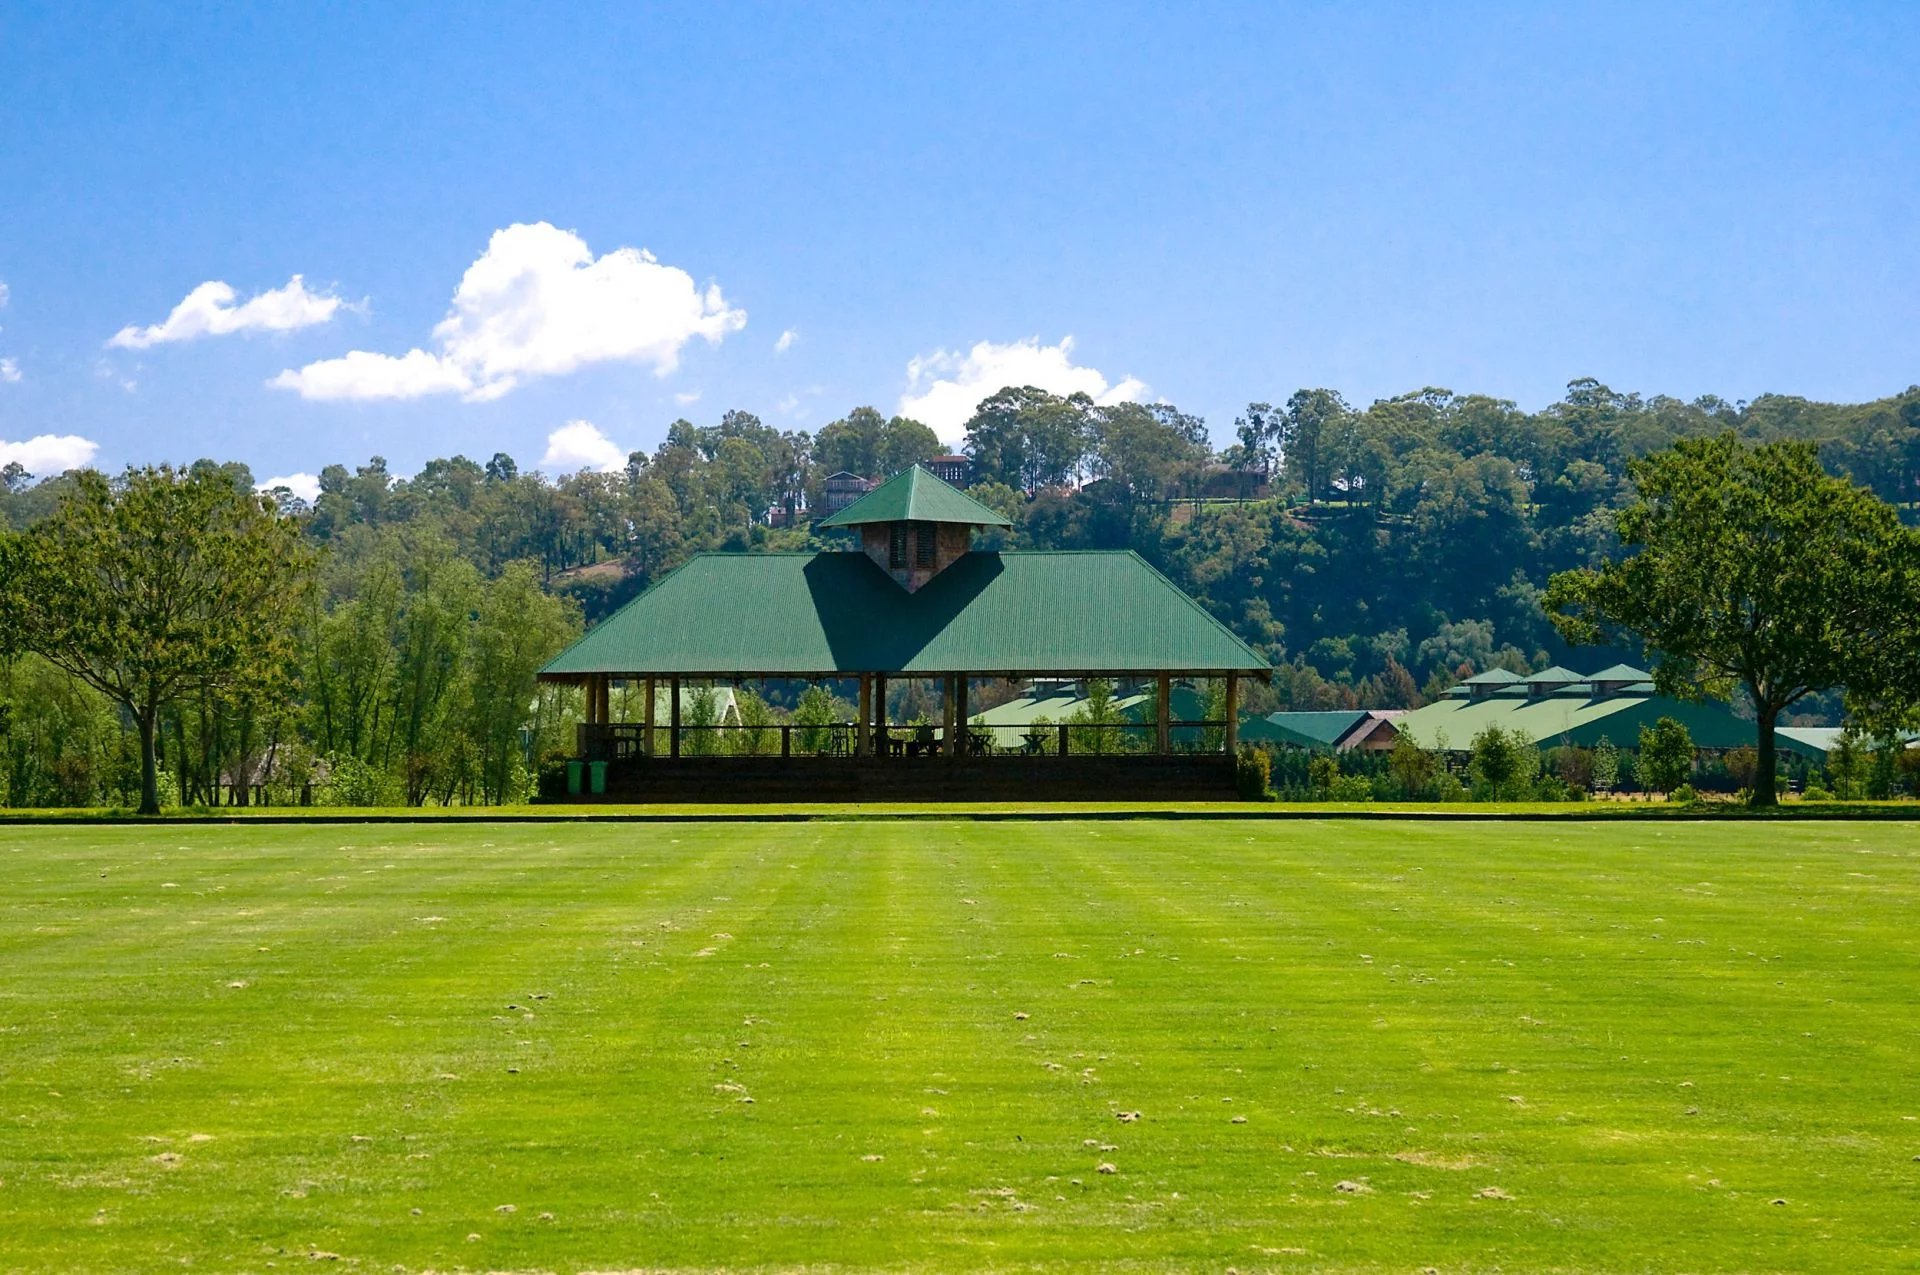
566,719 -> 1239,802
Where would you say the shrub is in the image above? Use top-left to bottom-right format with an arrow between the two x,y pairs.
1668,782 -> 1698,805
1431,772 -> 1467,802
1724,746 -> 1759,791
535,751 -> 571,800
1235,744 -> 1273,801
1328,773 -> 1374,802
321,752 -> 395,807
1802,784 -> 1834,802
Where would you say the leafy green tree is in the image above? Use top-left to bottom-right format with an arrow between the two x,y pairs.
1591,736 -> 1620,794
731,686 -> 779,756
682,685 -> 721,756
1637,717 -> 1695,794
963,386 -> 1093,491
1469,723 -> 1537,799
1826,730 -> 1871,800
3,466 -> 313,814
465,562 -> 579,802
1546,434 -> 1919,807
1386,733 -> 1437,798
792,684 -> 839,755
1066,678 -> 1128,754
1277,388 -> 1349,503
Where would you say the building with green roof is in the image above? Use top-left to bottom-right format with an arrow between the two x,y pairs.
540,465 -> 1271,800
1256,710 -> 1405,752
1394,665 -> 1829,758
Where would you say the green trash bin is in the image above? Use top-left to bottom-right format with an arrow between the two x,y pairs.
565,760 -> 584,796
588,760 -> 608,795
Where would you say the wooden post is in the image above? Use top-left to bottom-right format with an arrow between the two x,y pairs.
597,676 -> 610,726
938,675 -> 952,758
1224,673 -> 1240,753
1156,674 -> 1172,754
643,676 -> 657,756
669,675 -> 682,759
874,674 -> 888,756
857,675 -> 873,757
952,675 -> 969,763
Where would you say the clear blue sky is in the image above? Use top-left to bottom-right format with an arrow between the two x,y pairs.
1,1 -> 1915,489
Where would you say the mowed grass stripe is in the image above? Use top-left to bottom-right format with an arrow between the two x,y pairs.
1,820 -> 1917,1273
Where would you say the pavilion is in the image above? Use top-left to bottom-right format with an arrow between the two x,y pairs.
538,465 -> 1271,800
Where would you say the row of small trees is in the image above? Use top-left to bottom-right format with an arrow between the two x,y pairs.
1246,715 -> 1919,804
0,465 -> 576,813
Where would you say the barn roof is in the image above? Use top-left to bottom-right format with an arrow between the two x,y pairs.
540,550 -> 1270,678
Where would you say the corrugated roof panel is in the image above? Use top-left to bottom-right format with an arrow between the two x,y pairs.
1262,711 -> 1369,747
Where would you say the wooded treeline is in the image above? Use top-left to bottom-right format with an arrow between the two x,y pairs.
0,377 -> 1915,807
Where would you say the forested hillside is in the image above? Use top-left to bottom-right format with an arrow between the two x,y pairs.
2,378 -> 1915,806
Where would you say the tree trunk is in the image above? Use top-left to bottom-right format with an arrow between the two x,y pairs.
1752,705 -> 1779,809
137,707 -> 160,816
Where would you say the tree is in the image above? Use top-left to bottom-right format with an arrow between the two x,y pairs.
1591,736 -> 1620,794
465,561 -> 579,803
1066,678 -> 1127,754
1469,723 -> 1534,800
3,466 -> 314,814
1637,717 -> 1695,795
1546,434 -> 1920,808
1387,733 -> 1437,798
1826,729 -> 1871,800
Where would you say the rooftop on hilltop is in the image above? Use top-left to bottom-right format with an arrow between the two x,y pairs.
817,464 -> 1012,530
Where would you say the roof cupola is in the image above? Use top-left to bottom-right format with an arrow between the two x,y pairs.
818,464 -> 1013,593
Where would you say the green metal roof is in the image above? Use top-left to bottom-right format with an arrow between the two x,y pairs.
1589,663 -> 1653,683
1261,711 -> 1369,748
1396,688 -> 1832,756
541,550 -> 1271,678
1460,668 -> 1523,685
816,464 -> 1013,529
969,685 -> 1210,746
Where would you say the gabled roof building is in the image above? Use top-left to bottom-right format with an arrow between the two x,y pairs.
541,465 -> 1271,800
1394,664 -> 1830,757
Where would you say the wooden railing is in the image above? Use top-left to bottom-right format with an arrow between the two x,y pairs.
578,720 -> 1230,761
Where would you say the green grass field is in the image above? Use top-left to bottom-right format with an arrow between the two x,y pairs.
3,820 -> 1917,1273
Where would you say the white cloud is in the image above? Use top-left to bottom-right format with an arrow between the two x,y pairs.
0,280 -> 9,308
110,275 -> 344,349
539,419 -> 627,474
258,472 -> 322,503
0,358 -> 18,384
674,389 -> 702,405
0,433 -> 99,475
774,328 -> 797,354
897,335 -> 1147,444
273,222 -> 745,403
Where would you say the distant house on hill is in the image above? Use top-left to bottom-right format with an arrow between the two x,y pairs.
1197,462 -> 1269,501
820,471 -> 875,517
1394,664 -> 1832,758
926,454 -> 972,487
